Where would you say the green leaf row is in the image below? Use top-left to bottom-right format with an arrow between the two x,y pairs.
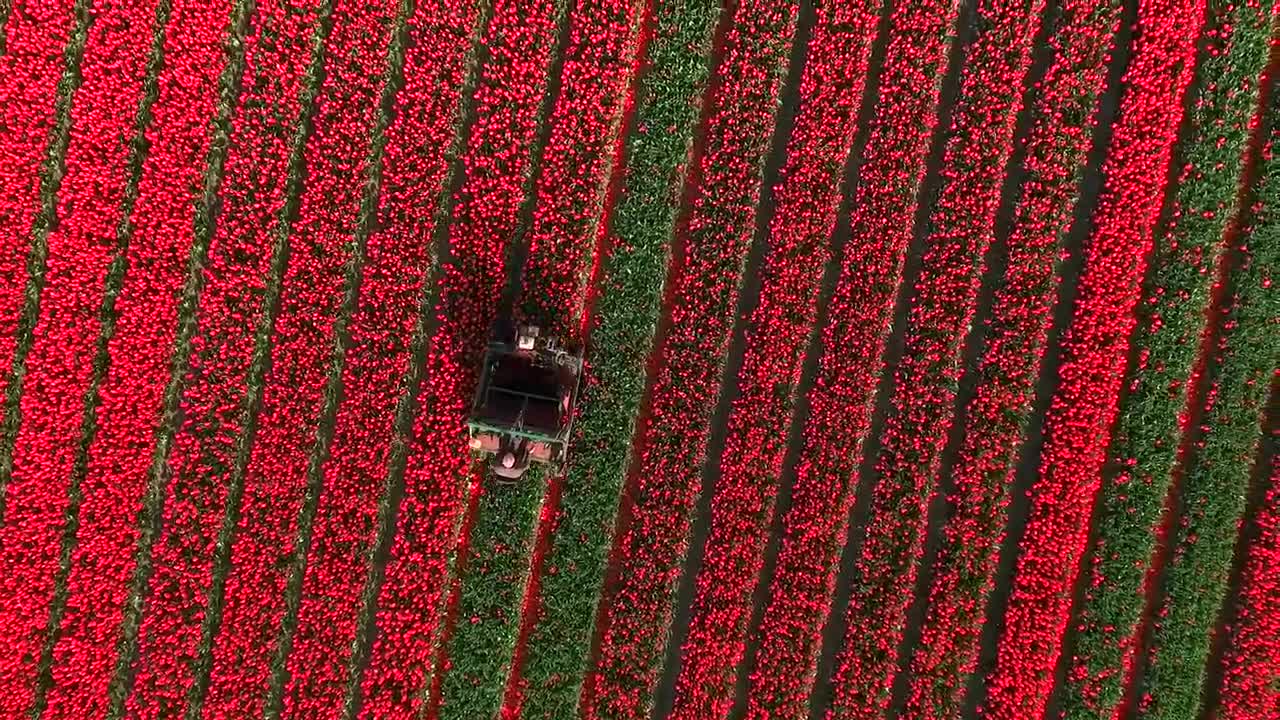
1058,2 -> 1274,717
438,470 -> 548,719
515,1 -> 723,716
1137,62 -> 1279,720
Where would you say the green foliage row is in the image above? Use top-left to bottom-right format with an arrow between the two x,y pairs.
1137,67 -> 1280,720
438,471 -> 548,719
515,1 -> 723,716
1058,2 -> 1275,718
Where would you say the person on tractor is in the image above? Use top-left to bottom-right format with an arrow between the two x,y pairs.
492,435 -> 531,481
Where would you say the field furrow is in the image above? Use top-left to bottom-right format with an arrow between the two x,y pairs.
587,1 -> 800,716
0,0 -> 78,430
1134,52 -> 1280,719
496,0 -> 648,715
124,2 -> 325,716
823,1 -> 1045,717
1057,3 -> 1275,718
200,2 -> 400,716
901,1 -> 1125,717
665,2 -> 882,717
511,0 -> 725,715
978,0 -> 1208,717
39,1 -> 234,717
0,0 -> 167,713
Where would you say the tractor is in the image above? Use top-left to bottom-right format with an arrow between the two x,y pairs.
466,324 -> 584,481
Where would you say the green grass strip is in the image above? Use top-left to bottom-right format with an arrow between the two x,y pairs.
1057,3 -> 1274,718
438,468 -> 549,719
512,1 -> 721,716
1134,61 -> 1280,720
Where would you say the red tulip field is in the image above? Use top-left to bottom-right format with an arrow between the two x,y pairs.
0,0 -> 1276,718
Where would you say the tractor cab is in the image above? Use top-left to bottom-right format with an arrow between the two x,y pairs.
466,324 -> 584,481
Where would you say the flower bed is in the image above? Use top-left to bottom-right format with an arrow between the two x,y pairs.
125,1 -> 324,715
587,1 -> 800,716
515,0 -> 644,335
506,0 -> 724,716
0,0 -> 169,714
1215,448 -> 1280,720
200,3 -> 401,716
666,2 -> 883,717
902,1 -> 1125,717
493,0 -> 648,716
438,471 -> 549,719
40,1 -> 233,716
359,0 -> 567,714
276,0 -> 481,717
1057,2 -> 1274,717
979,1 -> 1208,716
741,0 -> 965,714
0,0 -> 77,407
348,3 -> 485,716
823,1 -> 1046,717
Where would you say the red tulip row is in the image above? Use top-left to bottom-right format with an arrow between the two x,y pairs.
666,2 -> 883,717
359,0 -> 567,714
587,1 -> 800,716
1057,2 -> 1275,717
498,0 -> 646,715
901,1 -> 1125,717
200,3 -> 401,717
825,1 -> 1047,717
0,0 -> 164,714
278,0 -> 482,716
739,0 -> 960,714
517,0 -> 644,336
40,1 -> 231,716
978,0 -> 1208,717
125,1 -> 325,716
1216,453 -> 1280,720
0,0 -> 77,406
